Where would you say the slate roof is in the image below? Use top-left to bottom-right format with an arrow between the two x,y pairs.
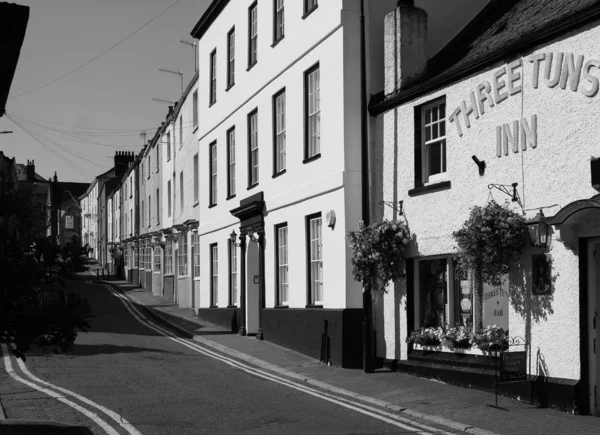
371,0 -> 600,114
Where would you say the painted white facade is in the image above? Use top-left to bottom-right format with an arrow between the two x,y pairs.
194,0 -> 397,325
80,180 -> 98,259
378,13 -> 600,387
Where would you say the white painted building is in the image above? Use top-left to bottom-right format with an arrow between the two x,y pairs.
372,0 -> 600,415
189,0 -> 400,367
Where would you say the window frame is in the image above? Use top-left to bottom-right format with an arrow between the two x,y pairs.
228,239 -> 238,307
419,97 -> 447,186
167,180 -> 172,217
192,231 -> 200,278
156,188 -> 160,225
154,246 -> 161,273
272,88 -> 286,176
273,0 -> 284,44
306,212 -> 323,306
227,126 -> 236,198
209,48 -> 217,106
193,153 -> 199,204
302,0 -> 318,19
148,194 -> 151,228
226,27 -> 235,90
165,238 -> 173,275
247,109 -> 259,188
275,222 -> 289,306
193,90 -> 198,130
179,115 -> 183,148
166,131 -> 171,161
179,171 -> 184,210
178,233 -> 188,277
209,141 -> 218,206
210,243 -> 218,307
248,2 -> 258,69
304,63 -> 321,162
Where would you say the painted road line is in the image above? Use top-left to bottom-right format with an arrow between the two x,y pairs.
14,357 -> 142,435
0,344 -> 120,435
104,284 -> 455,435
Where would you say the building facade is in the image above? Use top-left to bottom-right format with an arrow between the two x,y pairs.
372,0 -> 600,415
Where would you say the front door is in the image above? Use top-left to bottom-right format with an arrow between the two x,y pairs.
587,238 -> 600,415
245,239 -> 260,334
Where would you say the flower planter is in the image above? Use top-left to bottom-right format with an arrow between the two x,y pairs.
413,343 -> 491,356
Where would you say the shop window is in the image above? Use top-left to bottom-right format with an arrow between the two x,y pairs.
178,233 -> 188,276
417,257 -> 461,328
154,246 -> 161,273
165,239 -> 173,275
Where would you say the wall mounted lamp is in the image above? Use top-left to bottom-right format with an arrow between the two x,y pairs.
230,230 -> 243,247
526,209 -> 549,248
472,155 -> 486,176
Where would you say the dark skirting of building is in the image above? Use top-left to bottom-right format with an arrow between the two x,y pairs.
197,307 -> 242,333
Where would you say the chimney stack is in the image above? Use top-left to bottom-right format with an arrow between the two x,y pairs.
114,151 -> 135,178
26,159 -> 35,181
384,0 -> 428,95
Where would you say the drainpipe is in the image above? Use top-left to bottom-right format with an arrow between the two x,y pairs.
360,0 -> 374,373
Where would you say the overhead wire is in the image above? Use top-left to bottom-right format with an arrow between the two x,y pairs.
9,0 -> 182,100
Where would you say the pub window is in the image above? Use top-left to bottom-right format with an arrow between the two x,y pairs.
416,98 -> 446,186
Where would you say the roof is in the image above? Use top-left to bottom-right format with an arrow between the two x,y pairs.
54,182 -> 90,203
104,177 -> 121,198
79,166 -> 115,200
190,0 -> 229,40
0,2 -> 29,116
370,0 -> 600,114
14,163 -> 47,182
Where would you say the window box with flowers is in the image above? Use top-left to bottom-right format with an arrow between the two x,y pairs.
407,324 -> 509,355
347,220 -> 411,295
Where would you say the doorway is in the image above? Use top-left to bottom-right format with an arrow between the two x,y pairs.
587,238 -> 600,415
246,240 -> 260,334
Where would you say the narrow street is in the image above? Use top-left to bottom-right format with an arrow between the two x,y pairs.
0,273 -> 457,435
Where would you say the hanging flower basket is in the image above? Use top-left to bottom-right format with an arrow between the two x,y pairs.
347,220 -> 410,294
452,200 -> 526,287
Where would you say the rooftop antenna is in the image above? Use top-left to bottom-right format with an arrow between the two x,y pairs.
158,68 -> 183,96
152,98 -> 176,105
180,39 -> 198,72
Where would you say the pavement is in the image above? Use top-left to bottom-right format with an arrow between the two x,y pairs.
101,277 -> 600,435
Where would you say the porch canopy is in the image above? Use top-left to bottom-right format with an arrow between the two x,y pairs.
545,196 -> 600,226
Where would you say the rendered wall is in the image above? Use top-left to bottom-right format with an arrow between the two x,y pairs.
379,19 -> 600,383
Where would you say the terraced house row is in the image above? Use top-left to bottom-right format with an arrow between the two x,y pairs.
79,0 -> 600,415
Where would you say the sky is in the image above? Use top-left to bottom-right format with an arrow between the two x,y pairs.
0,0 -> 489,184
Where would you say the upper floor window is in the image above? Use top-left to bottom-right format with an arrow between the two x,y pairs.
419,98 -> 446,185
155,144 -> 159,172
179,116 -> 183,148
194,153 -> 199,204
156,188 -> 160,225
248,110 -> 259,187
305,64 -> 320,160
210,49 -> 217,106
273,89 -> 286,174
148,195 -> 151,227
180,171 -> 184,210
166,132 -> 171,161
227,28 -> 235,89
227,127 -> 236,197
210,141 -> 218,206
303,0 -> 318,18
193,90 -> 198,129
274,0 -> 284,42
167,180 -> 172,217
147,155 -> 151,179
248,2 -> 258,68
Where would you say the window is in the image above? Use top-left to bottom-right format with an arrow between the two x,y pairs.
130,209 -> 132,235
210,142 -> 217,206
148,155 -> 151,179
148,195 -> 151,227
248,2 -> 258,67
227,127 -> 236,197
141,200 -> 145,228
419,99 -> 447,185
141,161 -> 144,184
276,223 -> 288,305
134,242 -> 139,269
209,49 -> 217,105
166,132 -> 171,160
167,180 -> 172,217
146,241 -> 152,271
156,144 -> 159,172
178,233 -> 188,276
179,116 -> 183,148
274,0 -> 284,42
129,177 -> 133,197
165,239 -> 173,274
273,89 -> 286,174
192,231 -> 200,278
124,243 -> 129,268
139,240 -> 144,269
173,175 -> 176,214
304,0 -> 318,16
307,214 -> 323,305
248,110 -> 259,186
156,188 -> 160,225
229,240 -> 238,306
227,28 -> 235,88
154,246 -> 161,273
193,90 -> 198,129
180,171 -> 184,210
305,64 -> 321,159
193,153 -> 199,204
211,243 -> 218,306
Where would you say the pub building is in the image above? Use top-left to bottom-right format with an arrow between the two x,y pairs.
370,0 -> 600,414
